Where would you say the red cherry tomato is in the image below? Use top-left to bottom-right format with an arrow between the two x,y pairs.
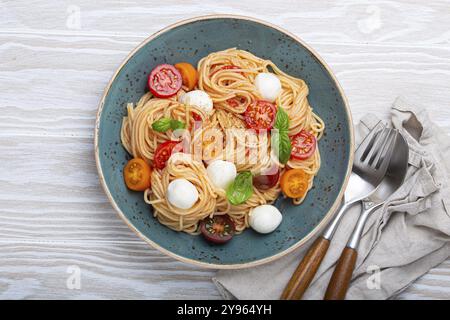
253,165 -> 280,190
200,215 -> 235,244
148,64 -> 182,98
153,141 -> 182,169
244,100 -> 277,132
290,130 -> 317,160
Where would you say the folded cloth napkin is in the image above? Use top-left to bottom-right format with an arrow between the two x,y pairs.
213,97 -> 450,300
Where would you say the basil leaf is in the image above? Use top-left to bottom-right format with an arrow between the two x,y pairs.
272,107 -> 292,163
272,129 -> 292,164
170,119 -> 186,130
226,171 -> 253,205
274,106 -> 289,132
152,118 -> 172,132
152,118 -> 186,132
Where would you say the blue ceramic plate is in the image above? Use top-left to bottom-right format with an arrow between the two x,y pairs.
95,15 -> 354,268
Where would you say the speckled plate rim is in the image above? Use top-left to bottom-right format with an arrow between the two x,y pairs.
94,14 -> 355,269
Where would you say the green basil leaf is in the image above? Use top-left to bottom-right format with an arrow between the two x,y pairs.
226,171 -> 253,205
152,118 -> 186,132
274,106 -> 289,132
272,130 -> 292,164
152,118 -> 172,132
170,119 -> 186,130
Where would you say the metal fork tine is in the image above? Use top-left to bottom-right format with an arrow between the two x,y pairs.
356,123 -> 384,161
373,130 -> 395,169
371,129 -> 394,167
376,130 -> 397,171
363,128 -> 389,164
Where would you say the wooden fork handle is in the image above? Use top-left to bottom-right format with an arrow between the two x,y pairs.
324,247 -> 358,300
280,237 -> 330,300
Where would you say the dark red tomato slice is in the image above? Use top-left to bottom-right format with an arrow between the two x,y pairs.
153,141 -> 182,169
244,100 -> 277,131
253,165 -> 280,190
148,64 -> 182,98
200,215 -> 235,244
290,130 -> 317,160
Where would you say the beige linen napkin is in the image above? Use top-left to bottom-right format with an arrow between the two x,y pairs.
213,97 -> 450,300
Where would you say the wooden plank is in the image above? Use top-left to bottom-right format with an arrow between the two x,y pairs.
0,135 -> 139,242
0,241 -> 220,299
1,0 -> 450,47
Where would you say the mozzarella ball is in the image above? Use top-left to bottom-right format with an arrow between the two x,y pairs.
249,204 -> 282,234
179,90 -> 213,114
167,178 -> 199,209
254,73 -> 282,102
207,160 -> 237,190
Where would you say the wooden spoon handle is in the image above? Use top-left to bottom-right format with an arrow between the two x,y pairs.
324,247 -> 358,300
280,237 -> 330,300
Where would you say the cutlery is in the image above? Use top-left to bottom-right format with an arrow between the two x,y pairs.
324,131 -> 409,300
281,125 -> 398,300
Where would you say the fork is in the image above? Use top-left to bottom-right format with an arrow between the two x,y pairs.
281,125 -> 398,300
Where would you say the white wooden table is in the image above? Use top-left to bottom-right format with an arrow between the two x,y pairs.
1,0 -> 449,299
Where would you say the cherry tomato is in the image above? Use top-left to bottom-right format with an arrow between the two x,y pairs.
148,64 -> 182,98
290,130 -> 317,160
153,141 -> 182,169
200,215 -> 235,244
174,62 -> 198,91
280,169 -> 309,199
253,165 -> 280,190
123,158 -> 152,191
244,100 -> 277,131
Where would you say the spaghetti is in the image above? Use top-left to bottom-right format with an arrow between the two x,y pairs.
121,48 -> 324,235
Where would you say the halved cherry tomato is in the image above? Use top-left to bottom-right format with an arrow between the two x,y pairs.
175,62 -> 198,91
253,165 -> 280,190
280,169 -> 309,199
290,130 -> 317,160
148,64 -> 182,98
123,158 -> 152,191
244,100 -> 276,132
200,215 -> 235,244
153,141 -> 182,169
